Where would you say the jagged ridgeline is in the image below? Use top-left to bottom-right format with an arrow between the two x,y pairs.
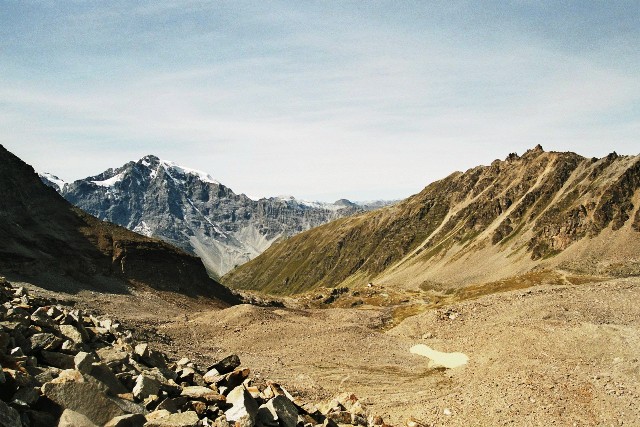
42,156 -> 385,279
0,145 -> 237,304
223,146 -> 640,295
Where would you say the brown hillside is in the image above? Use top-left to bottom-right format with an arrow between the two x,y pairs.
223,146 -> 640,294
0,144 -> 238,305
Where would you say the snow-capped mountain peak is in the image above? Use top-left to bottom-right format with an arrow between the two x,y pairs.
41,157 -> 394,278
137,155 -> 219,185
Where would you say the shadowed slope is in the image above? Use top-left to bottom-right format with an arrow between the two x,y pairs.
0,145 -> 238,305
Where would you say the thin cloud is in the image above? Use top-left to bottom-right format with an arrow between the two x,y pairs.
1,2 -> 639,200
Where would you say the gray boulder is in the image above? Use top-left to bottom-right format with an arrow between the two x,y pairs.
58,409 -> 100,427
104,413 -> 147,427
39,349 -> 75,369
0,399 -> 21,427
144,410 -> 200,427
74,351 -> 97,374
88,362 -> 129,395
132,373 -> 162,401
42,381 -> 126,426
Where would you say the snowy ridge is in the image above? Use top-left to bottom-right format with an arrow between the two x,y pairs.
159,159 -> 219,185
91,172 -> 125,187
39,172 -> 67,191
275,195 -> 346,211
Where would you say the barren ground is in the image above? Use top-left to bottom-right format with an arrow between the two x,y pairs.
17,276 -> 640,427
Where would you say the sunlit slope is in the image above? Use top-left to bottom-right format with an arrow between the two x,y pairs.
223,146 -> 640,294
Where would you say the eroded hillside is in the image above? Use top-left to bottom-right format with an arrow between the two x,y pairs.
224,146 -> 640,294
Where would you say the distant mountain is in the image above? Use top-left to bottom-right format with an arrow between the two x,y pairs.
41,156 -> 391,278
223,146 -> 640,295
0,145 -> 238,305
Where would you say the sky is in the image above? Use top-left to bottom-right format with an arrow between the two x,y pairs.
1,1 -> 639,202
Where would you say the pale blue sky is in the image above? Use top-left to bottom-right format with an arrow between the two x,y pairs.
2,1 -> 639,201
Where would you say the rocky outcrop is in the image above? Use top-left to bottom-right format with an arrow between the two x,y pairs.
45,156 -> 388,278
0,145 -> 238,304
224,147 -> 640,294
0,278 -> 388,426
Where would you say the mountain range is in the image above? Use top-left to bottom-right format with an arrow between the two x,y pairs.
40,155 -> 394,278
223,146 -> 640,294
0,144 -> 237,305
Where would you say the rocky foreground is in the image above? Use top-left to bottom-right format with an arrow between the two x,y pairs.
0,278 -> 386,427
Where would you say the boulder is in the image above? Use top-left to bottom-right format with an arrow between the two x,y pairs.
212,415 -> 231,427
104,413 -> 147,427
156,396 -> 189,413
74,351 -> 97,374
218,367 -> 250,394
203,367 -> 221,384
50,369 -> 84,384
42,381 -> 126,425
110,394 -> 147,416
180,386 -> 225,403
225,386 -> 259,426
89,362 -> 129,395
257,405 -> 278,427
134,343 -> 149,359
323,418 -> 339,427
140,349 -> 168,370
9,346 -> 24,357
144,410 -> 200,427
145,409 -> 172,423
208,354 -> 240,374
10,385 -> 40,407
24,409 -> 58,426
27,333 -> 63,353
39,349 -> 75,369
0,399 -> 22,427
132,373 -> 162,401
176,366 -> 196,383
30,307 -> 56,329
96,346 -> 129,366
264,395 -> 299,427
59,324 -> 87,344
58,409 -> 99,427
327,411 -> 352,425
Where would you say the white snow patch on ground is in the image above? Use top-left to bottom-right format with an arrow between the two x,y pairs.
160,159 -> 219,184
92,172 -> 125,187
410,344 -> 469,369
132,221 -> 153,237
41,172 -> 66,190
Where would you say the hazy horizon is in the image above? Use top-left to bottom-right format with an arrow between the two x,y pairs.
2,1 -> 639,202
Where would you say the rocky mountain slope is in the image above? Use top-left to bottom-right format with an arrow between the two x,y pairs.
224,146 -> 640,294
42,156 -> 388,278
0,145 -> 237,304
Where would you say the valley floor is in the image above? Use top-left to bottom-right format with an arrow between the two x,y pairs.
18,277 -> 640,426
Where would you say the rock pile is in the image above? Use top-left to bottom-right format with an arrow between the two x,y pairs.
0,278 -> 388,427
